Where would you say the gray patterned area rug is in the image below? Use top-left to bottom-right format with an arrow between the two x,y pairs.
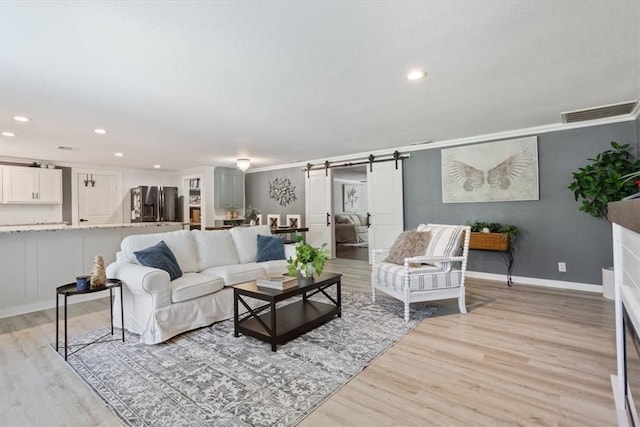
63,291 -> 436,427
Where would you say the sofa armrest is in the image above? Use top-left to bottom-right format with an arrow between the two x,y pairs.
106,261 -> 171,310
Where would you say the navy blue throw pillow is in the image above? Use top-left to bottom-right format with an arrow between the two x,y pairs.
134,240 -> 182,280
256,235 -> 286,262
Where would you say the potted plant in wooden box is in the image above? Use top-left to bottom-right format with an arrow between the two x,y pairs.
466,222 -> 520,251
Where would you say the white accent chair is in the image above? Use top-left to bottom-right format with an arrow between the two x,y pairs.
371,224 -> 471,321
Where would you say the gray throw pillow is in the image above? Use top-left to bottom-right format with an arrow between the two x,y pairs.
134,240 -> 182,280
384,231 -> 431,265
256,235 -> 286,262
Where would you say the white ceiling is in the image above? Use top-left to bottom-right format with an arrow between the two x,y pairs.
1,1 -> 638,172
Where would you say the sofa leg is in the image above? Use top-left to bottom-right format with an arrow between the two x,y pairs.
371,286 -> 376,303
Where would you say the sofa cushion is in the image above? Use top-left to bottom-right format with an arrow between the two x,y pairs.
417,224 -> 465,268
121,230 -> 198,273
335,214 -> 351,224
256,235 -> 286,262
373,262 -> 462,291
170,272 -> 224,303
201,262 -> 265,286
349,214 -> 362,226
258,259 -> 289,276
229,225 -> 272,264
134,241 -> 183,281
192,230 -> 241,271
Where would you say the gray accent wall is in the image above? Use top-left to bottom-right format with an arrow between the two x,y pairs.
245,167 -> 306,226
403,121 -> 637,285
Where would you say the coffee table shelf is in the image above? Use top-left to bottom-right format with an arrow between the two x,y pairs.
233,272 -> 341,351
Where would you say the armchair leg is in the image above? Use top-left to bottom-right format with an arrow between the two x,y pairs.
403,285 -> 411,322
371,286 -> 376,303
458,292 -> 467,314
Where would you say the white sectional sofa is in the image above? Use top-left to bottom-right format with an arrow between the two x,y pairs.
106,225 -> 293,344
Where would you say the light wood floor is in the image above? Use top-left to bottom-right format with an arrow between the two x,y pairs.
0,258 -> 616,426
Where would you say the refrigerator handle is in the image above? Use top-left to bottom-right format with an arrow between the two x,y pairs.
159,188 -> 164,221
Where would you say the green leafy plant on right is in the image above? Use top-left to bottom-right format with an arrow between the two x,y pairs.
568,141 -> 640,220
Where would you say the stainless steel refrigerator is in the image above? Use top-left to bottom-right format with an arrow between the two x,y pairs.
131,186 -> 179,222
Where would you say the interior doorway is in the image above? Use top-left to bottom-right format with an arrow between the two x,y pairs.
75,170 -> 122,225
332,165 -> 369,261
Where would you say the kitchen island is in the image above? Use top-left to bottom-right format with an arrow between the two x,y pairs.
0,222 -> 186,318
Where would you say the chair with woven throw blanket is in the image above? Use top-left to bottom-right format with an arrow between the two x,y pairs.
371,224 -> 471,321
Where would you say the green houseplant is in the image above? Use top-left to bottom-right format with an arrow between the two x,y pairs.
286,236 -> 329,278
568,141 -> 640,219
468,221 -> 520,241
466,221 -> 520,251
244,206 -> 261,224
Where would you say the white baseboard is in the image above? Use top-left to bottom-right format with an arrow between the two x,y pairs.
466,270 -> 603,293
0,293 -> 107,319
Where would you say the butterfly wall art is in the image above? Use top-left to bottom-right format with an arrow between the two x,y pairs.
441,136 -> 539,203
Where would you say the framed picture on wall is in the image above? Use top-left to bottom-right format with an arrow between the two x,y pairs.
267,214 -> 281,228
343,184 -> 359,212
286,214 -> 301,228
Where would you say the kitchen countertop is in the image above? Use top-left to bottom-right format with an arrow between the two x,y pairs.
608,199 -> 640,234
0,222 -> 187,234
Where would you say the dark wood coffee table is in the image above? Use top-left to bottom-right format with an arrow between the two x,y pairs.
233,272 -> 342,351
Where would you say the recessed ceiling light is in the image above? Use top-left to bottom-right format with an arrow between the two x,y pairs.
154,165 -> 161,169
114,152 -> 124,157
1,131 -> 16,137
94,128 -> 107,135
14,116 -> 30,122
406,69 -> 427,81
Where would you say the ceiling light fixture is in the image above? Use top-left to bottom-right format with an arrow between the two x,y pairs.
154,165 -> 161,169
94,128 -> 107,135
1,131 -> 16,137
406,69 -> 426,81
14,116 -> 30,122
237,158 -> 251,172
114,152 -> 124,157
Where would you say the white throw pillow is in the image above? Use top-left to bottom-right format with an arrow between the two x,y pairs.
121,230 -> 198,273
192,230 -> 240,271
229,225 -> 272,264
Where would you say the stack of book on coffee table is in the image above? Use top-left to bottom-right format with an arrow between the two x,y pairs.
256,275 -> 298,290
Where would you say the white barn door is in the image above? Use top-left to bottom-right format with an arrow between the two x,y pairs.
367,161 -> 404,262
305,169 -> 335,258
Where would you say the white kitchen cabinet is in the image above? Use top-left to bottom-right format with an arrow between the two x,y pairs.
0,166 -> 3,202
2,166 -> 62,204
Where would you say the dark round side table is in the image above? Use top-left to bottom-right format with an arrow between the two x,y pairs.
55,278 -> 125,360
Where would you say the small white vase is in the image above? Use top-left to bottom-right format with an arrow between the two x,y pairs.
299,263 -> 314,277
249,220 -> 256,226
